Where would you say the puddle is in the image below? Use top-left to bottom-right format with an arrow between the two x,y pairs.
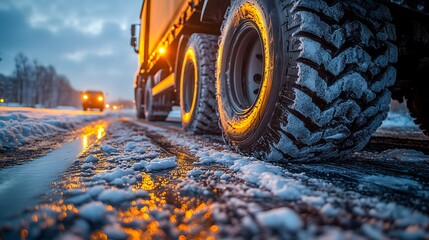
0,122 -> 107,223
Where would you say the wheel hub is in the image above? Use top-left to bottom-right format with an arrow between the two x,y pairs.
227,22 -> 264,115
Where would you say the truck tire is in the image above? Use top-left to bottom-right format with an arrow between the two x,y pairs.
144,77 -> 169,121
217,0 -> 397,161
135,87 -> 145,119
179,33 -> 220,134
407,59 -> 429,135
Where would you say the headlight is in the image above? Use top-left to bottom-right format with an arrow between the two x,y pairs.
98,96 -> 104,101
83,95 -> 88,100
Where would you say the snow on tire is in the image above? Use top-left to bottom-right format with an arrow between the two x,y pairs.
217,0 -> 397,161
180,33 -> 220,134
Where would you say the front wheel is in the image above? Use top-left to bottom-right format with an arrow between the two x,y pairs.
217,0 -> 397,161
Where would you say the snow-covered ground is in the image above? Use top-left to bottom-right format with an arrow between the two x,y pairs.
0,106 -> 428,239
0,107 -> 104,149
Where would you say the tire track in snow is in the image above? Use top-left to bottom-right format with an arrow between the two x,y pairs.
130,119 -> 429,239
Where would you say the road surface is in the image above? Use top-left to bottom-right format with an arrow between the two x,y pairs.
0,108 -> 428,239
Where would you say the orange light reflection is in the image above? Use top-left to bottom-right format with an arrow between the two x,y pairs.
35,120 -> 216,239
80,123 -> 106,151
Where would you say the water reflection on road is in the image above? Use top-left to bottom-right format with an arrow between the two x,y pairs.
0,121 -> 108,223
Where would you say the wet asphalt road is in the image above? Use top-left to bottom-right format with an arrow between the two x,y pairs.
0,115 -> 428,239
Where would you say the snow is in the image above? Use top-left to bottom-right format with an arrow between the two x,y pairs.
320,203 -> 340,217
78,201 -> 109,223
256,207 -> 303,231
85,155 -> 99,163
302,196 -> 325,206
2,112 -> 428,239
187,168 -> 203,178
361,175 -> 421,191
124,141 -> 137,150
82,163 -> 94,169
145,156 -> 177,172
103,224 -> 128,239
68,193 -> 91,205
98,189 -> 136,205
87,186 -> 105,198
132,160 -> 148,170
380,112 -> 416,128
100,144 -> 119,153
0,107 -> 102,149
133,120 -> 429,239
94,167 -> 135,182
362,224 -> 385,240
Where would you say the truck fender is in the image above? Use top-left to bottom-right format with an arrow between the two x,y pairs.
174,34 -> 190,96
200,0 -> 231,24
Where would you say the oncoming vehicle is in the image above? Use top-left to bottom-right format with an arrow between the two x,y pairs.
130,0 -> 429,161
82,91 -> 105,112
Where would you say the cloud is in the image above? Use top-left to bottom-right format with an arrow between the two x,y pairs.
64,48 -> 114,63
7,0 -> 134,36
0,0 -> 142,100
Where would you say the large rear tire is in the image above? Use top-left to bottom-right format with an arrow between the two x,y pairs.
217,0 -> 397,161
180,33 -> 220,134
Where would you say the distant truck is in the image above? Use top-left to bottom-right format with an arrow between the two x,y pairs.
130,0 -> 429,161
81,90 -> 104,112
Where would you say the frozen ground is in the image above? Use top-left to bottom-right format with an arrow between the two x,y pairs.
0,107 -> 428,239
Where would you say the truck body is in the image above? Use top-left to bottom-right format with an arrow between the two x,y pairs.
131,0 -> 429,160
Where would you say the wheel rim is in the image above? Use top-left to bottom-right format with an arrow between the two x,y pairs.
181,47 -> 199,125
227,21 -> 264,115
183,60 -> 196,114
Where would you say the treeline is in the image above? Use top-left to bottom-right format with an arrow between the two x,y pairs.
0,53 -> 81,108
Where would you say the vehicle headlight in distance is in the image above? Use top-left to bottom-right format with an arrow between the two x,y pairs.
98,96 -> 104,101
83,95 -> 88,100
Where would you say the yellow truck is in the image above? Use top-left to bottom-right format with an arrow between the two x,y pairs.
130,0 -> 429,161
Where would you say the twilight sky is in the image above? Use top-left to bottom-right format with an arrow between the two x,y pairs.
0,0 -> 142,101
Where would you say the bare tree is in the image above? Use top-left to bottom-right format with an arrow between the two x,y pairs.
5,53 -> 81,108
13,53 -> 31,105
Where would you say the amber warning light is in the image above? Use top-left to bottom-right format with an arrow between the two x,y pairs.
82,95 -> 88,100
98,96 -> 104,101
159,47 -> 166,55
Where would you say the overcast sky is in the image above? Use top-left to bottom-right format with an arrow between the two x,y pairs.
0,0 -> 142,101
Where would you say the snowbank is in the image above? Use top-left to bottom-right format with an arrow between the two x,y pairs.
0,107 -> 103,149
380,112 -> 417,128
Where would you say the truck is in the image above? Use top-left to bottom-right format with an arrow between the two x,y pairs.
130,0 -> 429,161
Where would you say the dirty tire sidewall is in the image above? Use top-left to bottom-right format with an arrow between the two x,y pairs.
217,0 -> 283,147
180,34 -> 220,134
